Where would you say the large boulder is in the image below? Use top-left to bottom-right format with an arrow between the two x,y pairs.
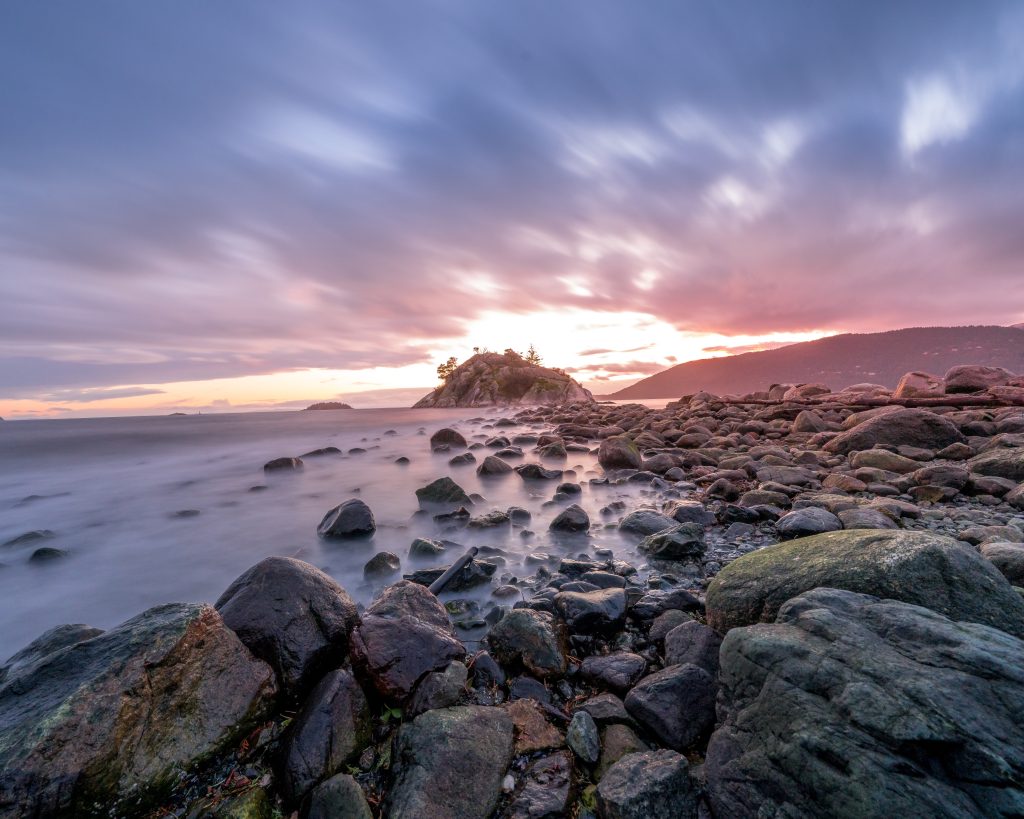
0,604 -> 276,816
350,581 -> 465,702
706,588 -> 1024,818
824,408 -> 965,455
215,556 -> 358,696
944,364 -> 1015,394
893,370 -> 944,398
281,667 -> 373,802
705,530 -> 1024,638
414,353 -> 593,408
384,706 -> 514,818
623,664 -> 717,751
0,623 -> 104,684
969,448 -> 1024,482
599,436 -> 643,470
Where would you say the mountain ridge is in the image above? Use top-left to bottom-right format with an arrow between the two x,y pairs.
606,325 -> 1024,400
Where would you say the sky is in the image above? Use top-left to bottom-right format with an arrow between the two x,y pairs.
1,1 -> 1023,418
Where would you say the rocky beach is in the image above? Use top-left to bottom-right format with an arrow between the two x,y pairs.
2,362 -> 1024,817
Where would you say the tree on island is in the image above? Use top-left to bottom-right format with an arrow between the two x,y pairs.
436,345 -> 543,382
525,344 -> 541,365
437,356 -> 459,382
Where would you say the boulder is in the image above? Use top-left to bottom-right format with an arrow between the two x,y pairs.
944,364 -> 1015,394
216,557 -> 358,696
0,604 -> 276,816
477,455 -> 513,478
596,750 -> 698,819
487,609 -> 566,678
281,668 -> 372,802
306,773 -> 373,819
508,751 -> 572,819
550,503 -> 590,533
792,409 -> 828,433
384,706 -> 514,818
1,623 -> 103,683
580,652 -> 647,695
515,463 -> 563,481
775,507 -> 842,539
705,530 -> 1024,637
618,510 -> 676,537
430,427 -> 467,450
623,664 -> 716,751
598,435 -> 643,470
824,408 -> 965,455
363,551 -> 401,579
663,621 -> 722,675
350,581 -> 465,702
706,587 -> 1024,818
969,448 -> 1024,482
555,588 -> 627,632
415,477 -> 472,508
893,371 -> 944,398
407,661 -> 468,717
638,523 -> 705,560
981,541 -> 1024,586
317,498 -> 376,539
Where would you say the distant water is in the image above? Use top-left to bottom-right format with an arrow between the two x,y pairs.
0,408 -> 661,659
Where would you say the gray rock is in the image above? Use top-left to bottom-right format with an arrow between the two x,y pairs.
663,621 -> 722,675
408,660 -> 468,716
618,510 -> 676,537
580,652 -> 647,695
638,523 -> 705,559
648,609 -> 692,642
216,556 -> 358,696
550,503 -> 590,533
825,408 -> 966,455
1,623 -> 103,683
555,588 -> 627,632
363,551 -> 401,579
596,750 -> 697,819
385,706 -> 513,819
706,529 -> 1024,637
488,609 -> 567,678
317,498 -> 376,539
264,456 -> 303,471
430,427 -> 467,450
981,541 -> 1024,585
970,448 -> 1024,482
944,364 -> 1015,393
624,664 -> 716,751
409,537 -> 446,558
416,476 -> 472,507
509,751 -> 572,819
598,435 -> 642,470
281,667 -> 372,802
566,710 -> 601,764
306,773 -> 373,819
516,463 -> 564,481
666,500 -> 712,525
596,723 -> 647,779
837,507 -> 898,530
775,506 -> 842,539
706,587 -> 1024,818
477,455 -> 513,478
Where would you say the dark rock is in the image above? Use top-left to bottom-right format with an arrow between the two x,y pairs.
408,660 -> 468,716
449,452 -> 476,467
470,650 -> 506,688
488,609 -> 567,678
216,556 -> 358,696
301,446 -> 342,457
555,588 -> 627,632
281,667 -> 372,802
306,773 -> 373,819
638,523 -> 705,560
350,581 -> 465,703
405,558 -> 497,592
580,652 -> 647,694
981,541 -> 1024,585
969,448 -> 1024,481
598,435 -> 643,470
2,529 -> 55,548
566,710 -> 600,764
384,706 -> 513,819
363,551 -> 401,579
824,408 -> 965,455
618,510 -> 676,537
624,664 -> 716,751
317,498 -> 376,539
416,477 -> 472,508
550,504 -> 590,533
666,501 -> 712,525
596,750 -> 697,819
705,530 -> 1024,637
663,621 -> 722,675
597,724 -> 647,779
706,587 -> 1024,819
409,537 -> 446,558
648,609 -> 692,642
264,456 -> 303,471
477,455 -> 513,478
431,428 -> 467,450
28,546 -> 68,563
0,604 -> 276,816
509,675 -> 553,704
775,506 -> 842,539
1,623 -> 103,683
509,751 -> 572,819
516,463 -> 564,481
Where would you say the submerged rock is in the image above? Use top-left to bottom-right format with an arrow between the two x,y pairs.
430,427 -> 468,450
0,603 -> 276,816
706,587 -> 1024,818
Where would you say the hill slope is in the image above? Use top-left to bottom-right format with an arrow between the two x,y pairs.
607,326 -> 1024,400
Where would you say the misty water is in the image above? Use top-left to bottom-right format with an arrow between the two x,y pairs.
0,407 -> 667,660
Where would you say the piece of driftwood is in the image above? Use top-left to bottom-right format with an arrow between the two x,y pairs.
428,546 -> 480,595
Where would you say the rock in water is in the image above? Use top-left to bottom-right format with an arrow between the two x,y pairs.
706,588 -> 1024,818
317,498 -> 376,538
430,427 -> 467,450
384,706 -> 514,818
350,580 -> 465,702
487,609 -> 567,678
413,352 -> 593,408
705,529 -> 1024,637
824,408 -> 965,455
281,667 -> 373,802
477,454 -> 513,477
549,503 -> 590,533
596,750 -> 698,819
0,603 -> 276,816
215,556 -> 359,696
598,435 -> 643,470
415,476 -> 472,508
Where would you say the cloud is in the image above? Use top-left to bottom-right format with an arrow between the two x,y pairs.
39,386 -> 167,403
1,1 -> 1023,401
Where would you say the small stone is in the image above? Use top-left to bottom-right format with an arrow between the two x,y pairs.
567,710 -> 600,765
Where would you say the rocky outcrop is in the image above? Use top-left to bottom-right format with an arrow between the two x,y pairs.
413,352 -> 593,408
303,402 -> 353,410
706,588 -> 1024,818
0,603 -> 276,816
706,530 -> 1024,637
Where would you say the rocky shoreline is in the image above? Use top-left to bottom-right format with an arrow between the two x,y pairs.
3,367 -> 1024,817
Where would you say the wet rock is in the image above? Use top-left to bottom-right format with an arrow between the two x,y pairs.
567,710 -> 601,764
775,506 -> 843,539
385,706 -> 513,819
28,546 -> 68,563
706,587 -> 1024,819
449,452 -> 477,467
469,509 -> 511,528
504,698 -> 564,754
281,667 -> 372,802
405,558 -> 497,592
1,623 -> 103,683
580,652 -> 647,694
306,773 -> 373,819
555,588 -> 627,632
663,621 -> 722,675
488,609 -> 567,678
666,500 -> 712,525
706,529 -> 1024,637
408,660 -> 468,717
509,751 -> 573,819
579,692 -> 634,728
317,498 -> 376,539
598,435 -> 642,470
216,556 -> 358,696
0,603 -> 276,816
648,609 -> 692,642
264,456 -> 303,471
638,523 -> 705,560
825,408 -> 966,455
470,650 -> 506,689
624,664 -> 716,751
477,455 -> 513,478
618,510 -> 676,537
516,463 -> 564,481
2,529 -> 55,547
363,551 -> 401,579
550,503 -> 590,533
431,428 -> 467,450
350,581 -> 465,703
416,476 -> 472,508
596,750 -> 697,819
409,537 -> 446,558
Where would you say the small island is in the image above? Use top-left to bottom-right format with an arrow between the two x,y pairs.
303,402 -> 353,411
